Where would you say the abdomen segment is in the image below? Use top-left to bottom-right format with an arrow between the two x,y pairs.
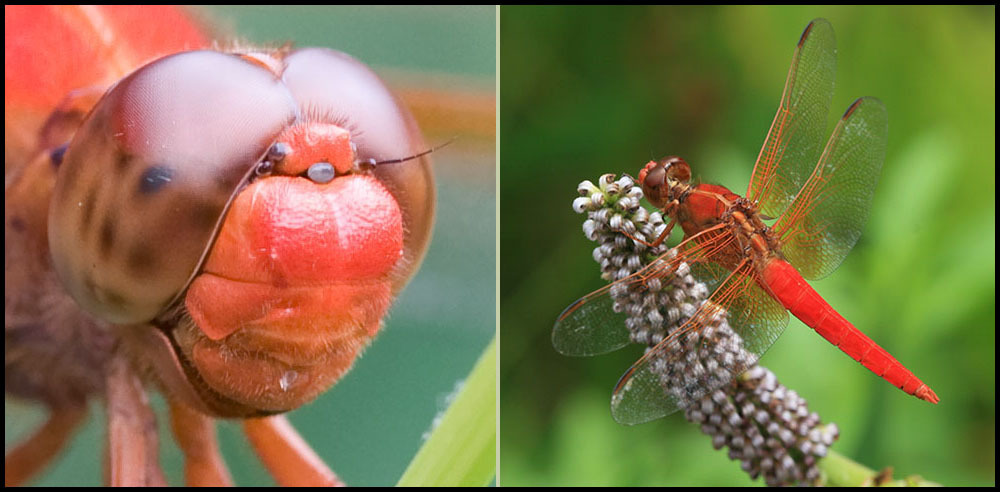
761,257 -> 938,404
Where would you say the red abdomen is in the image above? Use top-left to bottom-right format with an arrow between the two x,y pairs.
760,257 -> 939,403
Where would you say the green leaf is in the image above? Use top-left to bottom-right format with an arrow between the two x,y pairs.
397,338 -> 496,486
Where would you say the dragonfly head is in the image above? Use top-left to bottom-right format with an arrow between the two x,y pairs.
638,156 -> 691,209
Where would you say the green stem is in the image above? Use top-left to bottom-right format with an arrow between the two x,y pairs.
396,337 -> 496,486
820,450 -> 940,486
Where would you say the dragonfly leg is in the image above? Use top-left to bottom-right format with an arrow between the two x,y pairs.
243,415 -> 344,486
168,399 -> 234,486
4,404 -> 87,486
105,351 -> 167,486
624,216 -> 676,249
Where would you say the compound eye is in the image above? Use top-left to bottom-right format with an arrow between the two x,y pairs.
46,50 -> 296,324
661,156 -> 691,183
636,161 -> 667,209
643,162 -> 666,191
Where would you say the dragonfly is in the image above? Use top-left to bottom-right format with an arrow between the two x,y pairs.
5,5 -> 444,486
553,18 -> 938,425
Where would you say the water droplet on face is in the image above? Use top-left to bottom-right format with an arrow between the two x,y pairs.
279,370 -> 298,391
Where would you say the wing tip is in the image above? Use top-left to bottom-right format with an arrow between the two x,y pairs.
843,97 -> 865,118
799,18 -> 833,49
840,96 -> 885,119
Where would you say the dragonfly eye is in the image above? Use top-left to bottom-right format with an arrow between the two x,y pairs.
638,160 -> 668,208
50,143 -> 69,168
643,163 -> 666,190
660,156 -> 691,183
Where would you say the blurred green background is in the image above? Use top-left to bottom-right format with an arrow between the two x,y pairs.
5,5 -> 495,487
500,5 -> 993,487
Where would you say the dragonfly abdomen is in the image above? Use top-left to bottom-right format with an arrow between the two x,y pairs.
760,257 -> 939,404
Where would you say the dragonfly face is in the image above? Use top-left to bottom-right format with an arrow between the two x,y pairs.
6,5 -> 441,486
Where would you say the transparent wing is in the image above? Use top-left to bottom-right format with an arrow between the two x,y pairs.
775,97 -> 888,280
610,260 -> 789,425
552,275 -> 645,357
553,224 -> 732,356
747,18 -> 837,220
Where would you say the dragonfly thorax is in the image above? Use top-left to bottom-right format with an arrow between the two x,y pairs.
675,184 -> 784,271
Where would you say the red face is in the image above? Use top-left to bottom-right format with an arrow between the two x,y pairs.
7,5 -> 495,487
47,48 -> 434,415
5,5 -> 436,419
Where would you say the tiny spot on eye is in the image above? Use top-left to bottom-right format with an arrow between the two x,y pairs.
99,214 -> 116,259
9,216 -> 26,232
50,144 -> 68,168
114,152 -> 132,175
138,166 -> 173,195
127,242 -> 157,276
99,288 -> 130,310
307,162 -> 336,183
189,201 -> 221,229
80,190 -> 97,232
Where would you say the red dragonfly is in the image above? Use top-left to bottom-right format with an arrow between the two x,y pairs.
554,18 -> 938,425
6,5 -> 436,486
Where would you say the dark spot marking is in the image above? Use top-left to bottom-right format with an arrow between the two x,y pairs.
9,216 -> 26,232
79,189 -> 97,232
138,165 -> 174,195
189,200 -> 221,230
82,276 -> 102,303
214,159 -> 249,192
50,144 -> 68,168
114,152 -> 132,175
271,273 -> 289,289
213,170 -> 236,192
127,242 -> 157,276
100,288 -> 130,310
99,212 -> 116,260
84,276 -> 130,311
